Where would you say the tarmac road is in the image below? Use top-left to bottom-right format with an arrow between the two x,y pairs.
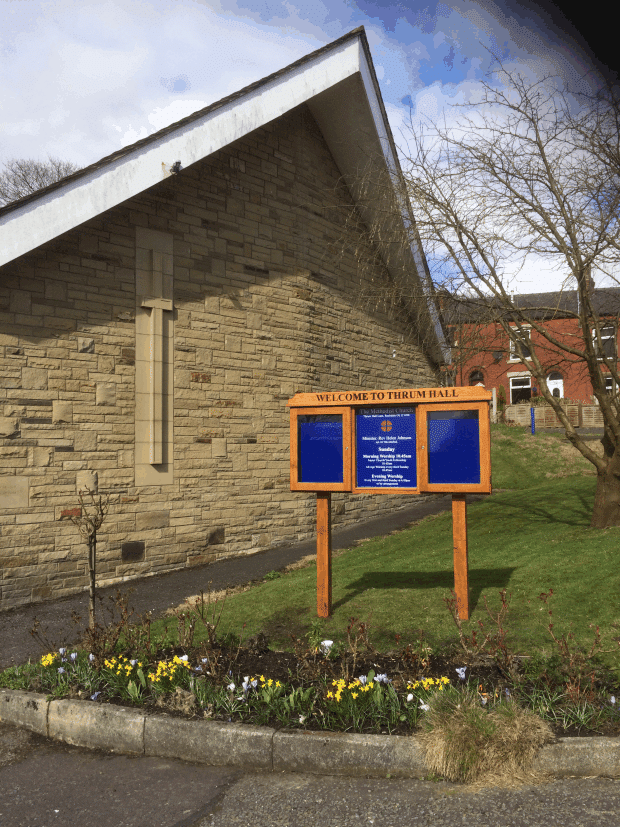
2,721 -> 620,827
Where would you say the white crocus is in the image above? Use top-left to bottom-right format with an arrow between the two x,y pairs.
455,667 -> 467,680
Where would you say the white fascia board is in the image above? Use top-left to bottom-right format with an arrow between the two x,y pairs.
0,39 -> 362,268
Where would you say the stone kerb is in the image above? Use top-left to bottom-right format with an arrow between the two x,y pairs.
0,689 -> 49,735
48,697 -> 145,754
143,715 -> 273,769
2,689 -> 620,781
532,737 -> 620,778
272,729 -> 427,778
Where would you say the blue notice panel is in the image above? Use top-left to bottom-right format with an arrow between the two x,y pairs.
298,415 -> 343,483
356,407 -> 416,488
427,410 -> 480,484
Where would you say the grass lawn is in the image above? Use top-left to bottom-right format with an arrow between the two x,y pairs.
156,424 -> 620,673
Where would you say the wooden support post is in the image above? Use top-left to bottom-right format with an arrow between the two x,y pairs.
316,492 -> 332,618
452,494 -> 470,620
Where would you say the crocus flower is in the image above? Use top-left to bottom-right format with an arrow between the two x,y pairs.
320,640 -> 333,655
59,648 -> 66,656
130,659 -> 137,667
419,701 -> 430,711
70,652 -> 78,661
358,675 -> 367,685
227,683 -> 236,692
611,696 -> 616,705
90,692 -> 101,701
455,667 -> 467,680
375,674 -> 390,684
58,667 -> 65,674
407,693 -> 414,702
89,654 -> 95,662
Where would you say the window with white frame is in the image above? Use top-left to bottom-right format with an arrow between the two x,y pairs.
508,327 -> 531,361
592,325 -> 616,361
510,376 -> 532,404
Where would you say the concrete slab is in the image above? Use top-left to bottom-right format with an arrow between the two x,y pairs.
48,699 -> 145,754
0,690 -> 49,736
273,728 -> 427,778
144,714 -> 273,770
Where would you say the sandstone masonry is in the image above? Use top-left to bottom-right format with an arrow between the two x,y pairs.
0,105 -> 438,609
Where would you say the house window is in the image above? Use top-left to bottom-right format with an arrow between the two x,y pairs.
546,372 -> 564,399
510,376 -> 532,404
469,370 -> 484,386
605,376 -> 615,394
508,328 -> 531,361
592,326 -> 616,361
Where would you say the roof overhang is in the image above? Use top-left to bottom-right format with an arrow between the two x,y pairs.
0,27 -> 448,363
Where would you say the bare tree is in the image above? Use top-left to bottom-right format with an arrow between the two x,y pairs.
69,491 -> 109,629
0,155 -> 81,206
396,65 -> 620,527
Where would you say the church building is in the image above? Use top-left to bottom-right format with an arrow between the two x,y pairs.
0,27 -> 446,609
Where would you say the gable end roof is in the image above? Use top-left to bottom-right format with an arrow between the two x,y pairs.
0,27 -> 448,363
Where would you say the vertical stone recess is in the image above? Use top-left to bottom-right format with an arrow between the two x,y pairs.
135,228 -> 174,485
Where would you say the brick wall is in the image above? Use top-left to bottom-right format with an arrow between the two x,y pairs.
0,105 -> 438,610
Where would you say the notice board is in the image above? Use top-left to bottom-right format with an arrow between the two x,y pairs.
288,387 -> 491,494
287,386 -> 492,620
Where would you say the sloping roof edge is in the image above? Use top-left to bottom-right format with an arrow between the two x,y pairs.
0,27 -> 448,363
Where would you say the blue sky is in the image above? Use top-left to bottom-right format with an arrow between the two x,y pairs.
0,0 -> 606,290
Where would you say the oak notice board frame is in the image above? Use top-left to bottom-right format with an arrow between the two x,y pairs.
288,386 -> 492,620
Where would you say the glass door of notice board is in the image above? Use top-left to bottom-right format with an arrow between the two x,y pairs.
352,406 -> 418,493
289,407 -> 352,491
416,402 -> 491,493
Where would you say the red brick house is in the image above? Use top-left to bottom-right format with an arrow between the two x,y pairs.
439,288 -> 620,405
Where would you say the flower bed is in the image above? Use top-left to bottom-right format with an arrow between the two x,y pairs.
3,641 -> 619,739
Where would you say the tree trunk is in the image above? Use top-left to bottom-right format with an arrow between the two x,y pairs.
88,535 -> 96,629
590,450 -> 620,528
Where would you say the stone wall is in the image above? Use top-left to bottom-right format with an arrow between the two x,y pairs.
0,105 -> 439,610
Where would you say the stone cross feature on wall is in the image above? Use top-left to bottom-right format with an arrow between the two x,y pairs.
140,251 -> 173,464
135,229 -> 174,485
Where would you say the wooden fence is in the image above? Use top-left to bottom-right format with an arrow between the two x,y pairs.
503,404 -> 598,427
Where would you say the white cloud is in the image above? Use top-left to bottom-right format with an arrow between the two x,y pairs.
147,101 -> 209,132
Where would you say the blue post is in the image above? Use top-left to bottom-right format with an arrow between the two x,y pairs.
531,406 -> 535,434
